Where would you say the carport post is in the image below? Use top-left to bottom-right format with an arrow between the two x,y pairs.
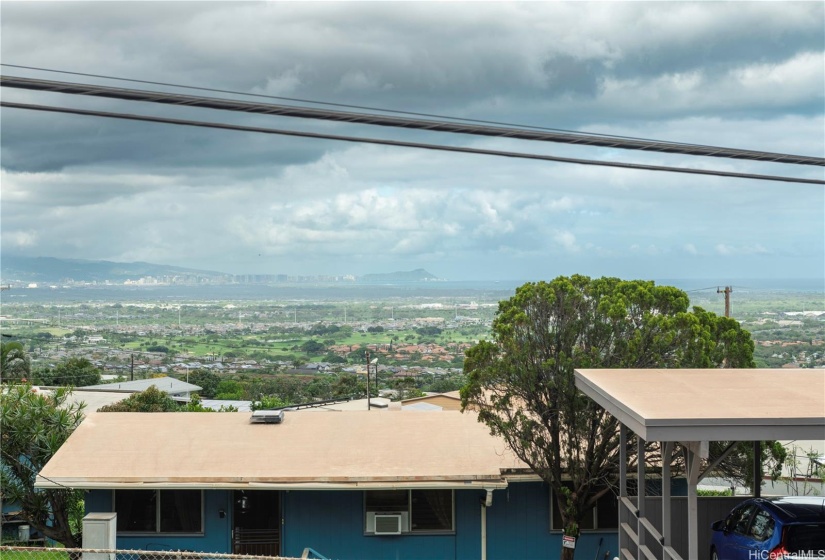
620,424 -> 627,497
685,442 -> 702,560
662,441 -> 673,555
637,435 -> 646,559
619,424 -> 628,556
753,441 -> 761,498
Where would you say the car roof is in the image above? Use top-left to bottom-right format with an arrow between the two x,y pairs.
759,497 -> 825,522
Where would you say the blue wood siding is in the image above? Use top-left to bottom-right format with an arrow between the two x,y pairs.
487,482 -> 617,560
86,489 -> 233,553
87,484 -> 619,560
282,490 -> 465,560
281,485 -> 615,560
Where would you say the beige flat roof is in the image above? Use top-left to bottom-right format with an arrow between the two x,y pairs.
37,410 -> 526,490
575,368 -> 825,442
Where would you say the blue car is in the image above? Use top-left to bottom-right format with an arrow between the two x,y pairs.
710,497 -> 825,560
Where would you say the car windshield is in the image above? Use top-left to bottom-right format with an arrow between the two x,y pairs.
786,524 -> 825,552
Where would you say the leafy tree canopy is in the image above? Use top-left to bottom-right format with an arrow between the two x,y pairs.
1,340 -> 31,381
461,275 -> 759,558
187,369 -> 220,398
214,379 -> 245,400
309,323 -> 342,336
1,384 -> 85,547
252,395 -> 289,411
392,377 -> 424,401
300,340 -> 326,355
36,357 -> 102,387
416,326 -> 442,337
332,373 -> 371,398
98,385 -> 179,412
324,353 -> 347,364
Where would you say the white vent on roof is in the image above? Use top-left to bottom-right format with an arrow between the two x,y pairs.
250,410 -> 284,424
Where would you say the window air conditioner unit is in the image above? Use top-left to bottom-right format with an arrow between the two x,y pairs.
374,514 -> 403,535
367,512 -> 408,535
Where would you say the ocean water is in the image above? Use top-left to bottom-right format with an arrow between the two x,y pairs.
2,278 -> 821,304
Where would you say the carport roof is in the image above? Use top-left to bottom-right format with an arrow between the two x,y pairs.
574,368 -> 825,442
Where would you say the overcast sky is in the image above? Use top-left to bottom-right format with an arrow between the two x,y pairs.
1,1 -> 823,282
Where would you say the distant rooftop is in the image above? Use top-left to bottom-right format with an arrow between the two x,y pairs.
81,377 -> 201,394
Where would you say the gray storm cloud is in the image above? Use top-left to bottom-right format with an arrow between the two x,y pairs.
1,1 -> 822,281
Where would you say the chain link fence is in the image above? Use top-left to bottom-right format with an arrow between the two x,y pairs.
0,547 -> 329,560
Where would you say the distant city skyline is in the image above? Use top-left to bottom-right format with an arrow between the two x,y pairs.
1,2 -> 823,282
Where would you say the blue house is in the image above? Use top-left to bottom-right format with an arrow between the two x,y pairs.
37,410 -> 620,560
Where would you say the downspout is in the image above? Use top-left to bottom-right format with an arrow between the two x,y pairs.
481,504 -> 486,560
481,489 -> 493,560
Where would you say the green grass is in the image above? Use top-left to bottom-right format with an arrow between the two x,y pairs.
0,549 -> 71,560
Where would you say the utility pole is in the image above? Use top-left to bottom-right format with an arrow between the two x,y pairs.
717,286 -> 732,317
365,351 -> 371,411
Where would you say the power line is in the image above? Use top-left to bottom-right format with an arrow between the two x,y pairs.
1,447 -> 78,492
0,62 -> 617,137
684,287 -> 724,293
3,74 -> 823,166
0,62 -> 777,147
4,100 -> 823,185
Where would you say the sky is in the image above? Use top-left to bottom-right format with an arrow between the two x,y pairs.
1,1 -> 823,283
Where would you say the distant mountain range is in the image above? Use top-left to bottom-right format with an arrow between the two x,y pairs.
0,256 -> 228,283
0,256 -> 441,284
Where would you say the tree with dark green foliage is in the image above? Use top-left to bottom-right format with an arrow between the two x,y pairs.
332,373 -> 371,398
424,375 -> 467,394
187,369 -> 221,398
98,387 -> 232,412
252,395 -> 289,410
324,353 -> 347,364
461,276 -> 765,560
300,340 -> 326,355
1,384 -> 85,547
346,346 -> 368,363
1,340 -> 31,381
214,379 -> 245,400
306,376 -> 334,399
37,357 -> 102,387
98,385 -> 179,412
181,393 -> 226,412
309,323 -> 341,336
391,377 -> 424,401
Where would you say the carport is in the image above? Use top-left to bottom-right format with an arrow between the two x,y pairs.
574,368 -> 825,560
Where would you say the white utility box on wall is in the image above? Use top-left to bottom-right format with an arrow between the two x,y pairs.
82,512 -> 117,560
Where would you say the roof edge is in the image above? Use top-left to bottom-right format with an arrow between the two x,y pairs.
35,476 -> 508,491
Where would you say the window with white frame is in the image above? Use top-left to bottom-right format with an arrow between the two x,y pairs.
550,484 -> 619,531
364,490 -> 454,534
114,490 -> 203,534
